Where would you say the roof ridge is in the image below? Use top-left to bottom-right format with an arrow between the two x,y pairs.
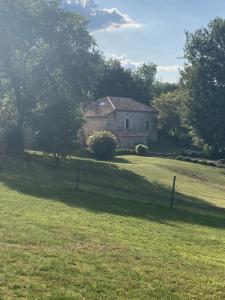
108,96 -> 154,109
107,96 -> 116,110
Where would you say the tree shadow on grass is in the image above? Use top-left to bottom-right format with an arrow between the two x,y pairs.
1,155 -> 225,229
110,157 -> 133,164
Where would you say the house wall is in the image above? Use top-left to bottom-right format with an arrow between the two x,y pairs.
106,111 -> 157,147
83,117 -> 105,142
83,111 -> 157,148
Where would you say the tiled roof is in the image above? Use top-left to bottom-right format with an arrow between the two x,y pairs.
84,96 -> 156,117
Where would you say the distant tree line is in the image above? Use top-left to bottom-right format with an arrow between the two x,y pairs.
0,1 -> 225,158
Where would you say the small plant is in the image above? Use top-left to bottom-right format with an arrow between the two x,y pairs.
218,159 -> 225,165
207,162 -> 216,167
87,131 -> 118,160
183,157 -> 192,162
192,159 -> 199,164
135,144 -> 149,156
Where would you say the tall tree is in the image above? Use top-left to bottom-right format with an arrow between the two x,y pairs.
181,18 -> 225,150
33,99 -> 83,164
134,63 -> 157,103
153,90 -> 188,146
0,0 -> 102,152
94,59 -> 157,105
153,81 -> 178,98
94,59 -> 135,100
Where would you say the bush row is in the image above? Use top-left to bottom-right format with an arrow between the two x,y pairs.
175,155 -> 225,168
87,131 -> 151,159
86,131 -> 225,166
116,148 -> 225,168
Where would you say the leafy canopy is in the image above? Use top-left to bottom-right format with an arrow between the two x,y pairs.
153,89 -> 188,145
94,59 -> 157,105
181,17 -> 225,150
0,0 -> 102,154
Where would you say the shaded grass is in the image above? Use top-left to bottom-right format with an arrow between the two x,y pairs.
0,154 -> 225,299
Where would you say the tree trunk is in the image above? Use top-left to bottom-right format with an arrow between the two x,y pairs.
9,72 -> 25,153
16,124 -> 25,154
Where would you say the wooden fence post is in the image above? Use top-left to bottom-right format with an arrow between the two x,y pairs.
170,176 -> 176,209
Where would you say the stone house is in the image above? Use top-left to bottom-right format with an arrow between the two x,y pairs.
83,96 -> 158,148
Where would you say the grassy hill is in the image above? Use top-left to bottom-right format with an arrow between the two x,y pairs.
0,154 -> 225,299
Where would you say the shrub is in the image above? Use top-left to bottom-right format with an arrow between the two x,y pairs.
135,144 -> 149,156
189,152 -> 201,158
203,145 -> 224,160
183,157 -> 192,162
87,131 -> 118,159
176,155 -> 185,161
179,152 -> 186,156
192,159 -> 200,164
218,159 -> 225,165
207,162 -> 216,167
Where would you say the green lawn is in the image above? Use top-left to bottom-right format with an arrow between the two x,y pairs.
0,154 -> 225,299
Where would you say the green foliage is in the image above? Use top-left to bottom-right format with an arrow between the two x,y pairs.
176,155 -> 185,161
87,131 -> 118,159
175,155 -> 221,167
134,63 -> 157,103
153,81 -> 178,98
218,159 -> 225,165
0,92 -> 17,148
202,144 -> 225,159
181,17 -> 225,150
94,59 -> 157,105
153,89 -> 189,146
3,125 -> 24,154
0,0 -> 102,153
135,144 -> 149,156
33,100 -> 82,161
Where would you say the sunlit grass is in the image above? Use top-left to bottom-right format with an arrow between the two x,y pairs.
0,154 -> 224,299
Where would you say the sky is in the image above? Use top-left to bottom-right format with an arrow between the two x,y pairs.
63,0 -> 225,82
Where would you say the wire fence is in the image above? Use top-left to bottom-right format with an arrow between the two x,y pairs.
169,176 -> 225,208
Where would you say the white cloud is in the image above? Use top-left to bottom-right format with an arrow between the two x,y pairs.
157,65 -> 183,83
105,54 -> 182,82
106,54 -> 143,69
62,0 -> 140,31
99,8 -> 141,31
157,65 -> 182,72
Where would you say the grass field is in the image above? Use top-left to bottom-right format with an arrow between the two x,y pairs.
0,154 -> 225,299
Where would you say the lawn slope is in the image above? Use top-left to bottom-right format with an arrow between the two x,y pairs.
0,155 -> 225,299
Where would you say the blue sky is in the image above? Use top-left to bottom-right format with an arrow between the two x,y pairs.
63,0 -> 225,82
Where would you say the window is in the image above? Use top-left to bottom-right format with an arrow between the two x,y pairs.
125,118 -> 130,130
145,121 -> 150,131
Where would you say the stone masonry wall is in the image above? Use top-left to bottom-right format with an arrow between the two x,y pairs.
83,111 -> 157,148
